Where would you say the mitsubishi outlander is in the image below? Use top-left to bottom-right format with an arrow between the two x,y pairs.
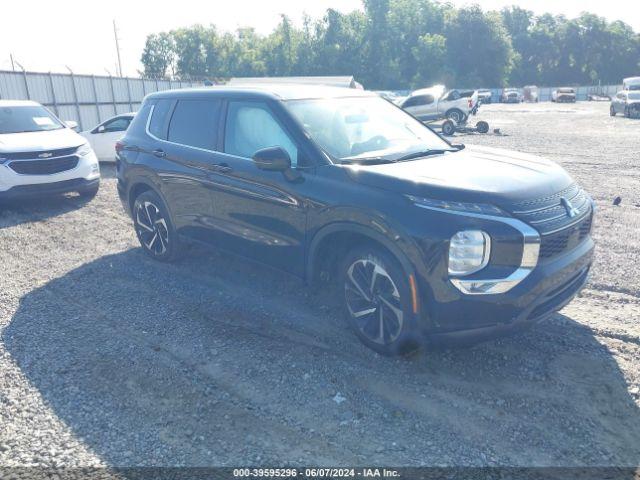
116,86 -> 594,355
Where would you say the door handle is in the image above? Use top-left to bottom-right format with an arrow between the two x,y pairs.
216,163 -> 232,173
206,162 -> 232,173
152,149 -> 166,158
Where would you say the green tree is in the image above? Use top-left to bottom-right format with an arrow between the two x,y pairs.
362,0 -> 393,88
314,9 -> 366,77
411,33 -> 447,87
444,6 -> 514,87
141,33 -> 176,79
264,15 -> 298,76
387,0 -> 446,88
139,2 -> 640,88
500,6 -> 536,85
172,26 -> 209,79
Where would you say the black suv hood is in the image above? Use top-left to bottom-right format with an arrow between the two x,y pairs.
343,145 -> 573,207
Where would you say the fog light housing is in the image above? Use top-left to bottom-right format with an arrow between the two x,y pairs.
448,230 -> 491,276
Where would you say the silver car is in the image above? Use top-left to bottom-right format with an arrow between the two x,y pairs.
610,91 -> 640,118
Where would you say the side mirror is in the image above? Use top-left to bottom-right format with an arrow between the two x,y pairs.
252,146 -> 291,172
64,120 -> 78,131
97,125 -> 106,133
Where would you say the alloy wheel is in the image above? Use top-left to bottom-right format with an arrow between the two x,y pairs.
344,258 -> 404,345
135,201 -> 169,256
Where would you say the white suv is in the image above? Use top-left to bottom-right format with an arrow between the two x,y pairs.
0,100 -> 100,201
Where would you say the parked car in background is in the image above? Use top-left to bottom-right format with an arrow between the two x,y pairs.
80,113 -> 135,162
586,87 -> 611,101
523,86 -> 539,102
0,100 -> 100,201
610,91 -> 640,118
622,77 -> 640,91
477,89 -> 492,104
500,88 -> 521,103
117,85 -> 594,356
400,85 -> 478,124
551,88 -> 576,103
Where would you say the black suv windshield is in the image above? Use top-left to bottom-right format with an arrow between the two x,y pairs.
285,96 -> 451,162
0,105 -> 64,134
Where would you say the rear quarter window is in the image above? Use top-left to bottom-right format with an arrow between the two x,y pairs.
148,99 -> 173,140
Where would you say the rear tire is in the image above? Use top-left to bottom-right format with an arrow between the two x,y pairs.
133,190 -> 181,262
445,108 -> 465,124
341,246 -> 421,356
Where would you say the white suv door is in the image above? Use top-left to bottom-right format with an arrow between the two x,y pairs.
83,116 -> 132,162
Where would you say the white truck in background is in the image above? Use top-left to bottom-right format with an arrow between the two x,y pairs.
399,85 -> 479,124
622,77 -> 640,91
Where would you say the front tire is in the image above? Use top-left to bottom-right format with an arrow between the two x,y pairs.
133,190 -> 181,262
610,106 -> 616,116
441,119 -> 456,136
341,246 -> 420,356
78,182 -> 99,200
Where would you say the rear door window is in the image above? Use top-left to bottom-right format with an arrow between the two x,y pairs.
148,99 -> 173,140
168,99 -> 221,150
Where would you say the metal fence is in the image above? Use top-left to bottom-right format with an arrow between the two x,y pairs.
385,84 -> 623,102
486,84 -> 622,102
0,70 -> 201,131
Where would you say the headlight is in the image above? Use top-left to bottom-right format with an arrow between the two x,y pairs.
406,195 -> 504,216
76,143 -> 93,157
448,230 -> 491,276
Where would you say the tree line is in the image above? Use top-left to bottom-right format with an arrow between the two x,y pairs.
140,0 -> 640,90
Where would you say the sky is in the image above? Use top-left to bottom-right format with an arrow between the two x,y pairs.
1,0 -> 639,77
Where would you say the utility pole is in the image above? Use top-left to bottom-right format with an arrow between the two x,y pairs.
113,19 -> 123,77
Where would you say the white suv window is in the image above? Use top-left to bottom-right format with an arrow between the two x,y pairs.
0,105 -> 64,134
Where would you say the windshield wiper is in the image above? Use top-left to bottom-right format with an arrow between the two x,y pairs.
395,149 -> 458,162
340,157 -> 397,165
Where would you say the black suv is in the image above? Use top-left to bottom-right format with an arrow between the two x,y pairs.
117,86 -> 594,355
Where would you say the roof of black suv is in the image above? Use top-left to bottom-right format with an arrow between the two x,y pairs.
146,84 -> 375,102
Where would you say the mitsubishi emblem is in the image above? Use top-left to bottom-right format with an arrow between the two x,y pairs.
561,197 -> 579,218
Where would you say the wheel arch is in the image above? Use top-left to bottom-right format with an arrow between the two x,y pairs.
128,181 -> 154,213
127,178 -> 176,226
307,222 -> 424,318
308,221 -> 416,282
445,107 -> 464,115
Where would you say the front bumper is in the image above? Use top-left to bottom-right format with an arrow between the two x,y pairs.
0,150 -> 100,198
0,177 -> 100,200
422,236 -> 594,345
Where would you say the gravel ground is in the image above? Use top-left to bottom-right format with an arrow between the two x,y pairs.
0,101 -> 639,469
